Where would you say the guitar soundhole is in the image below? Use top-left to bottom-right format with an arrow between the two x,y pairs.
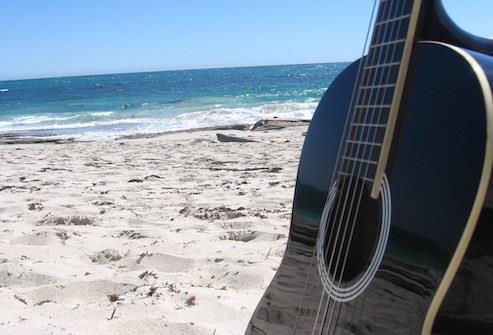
317,174 -> 390,302
323,175 -> 381,285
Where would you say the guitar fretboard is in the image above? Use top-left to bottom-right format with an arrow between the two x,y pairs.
340,0 -> 415,182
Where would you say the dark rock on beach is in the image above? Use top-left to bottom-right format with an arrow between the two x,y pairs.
216,133 -> 257,143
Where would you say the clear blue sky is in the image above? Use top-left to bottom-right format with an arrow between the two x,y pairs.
1,0 -> 492,80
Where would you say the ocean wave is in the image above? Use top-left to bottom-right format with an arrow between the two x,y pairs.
8,115 -> 78,125
0,100 -> 318,141
89,111 -> 114,117
0,88 -> 8,93
0,117 -> 156,132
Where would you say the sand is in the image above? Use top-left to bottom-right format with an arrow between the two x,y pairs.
0,120 -> 308,335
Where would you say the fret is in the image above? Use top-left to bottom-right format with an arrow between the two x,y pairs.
346,128 -> 387,151
375,14 -> 411,27
362,61 -> 400,85
344,150 -> 382,167
370,38 -> 406,49
338,171 -> 374,184
342,157 -> 378,165
352,111 -> 390,128
350,123 -> 387,128
356,87 -> 395,106
346,140 -> 382,147
367,44 -> 405,68
358,83 -> 395,90
341,157 -> 378,177
336,0 -> 418,185
364,62 -> 400,70
373,17 -> 410,45
354,104 -> 391,109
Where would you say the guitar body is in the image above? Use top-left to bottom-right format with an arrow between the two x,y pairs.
245,42 -> 493,335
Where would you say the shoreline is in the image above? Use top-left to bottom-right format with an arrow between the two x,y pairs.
0,118 -> 310,145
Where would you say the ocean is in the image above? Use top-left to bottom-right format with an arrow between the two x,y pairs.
0,63 -> 347,141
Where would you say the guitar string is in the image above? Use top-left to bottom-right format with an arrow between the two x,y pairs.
306,1 -> 379,334
316,0 -> 388,332
322,0 -> 401,332
317,0 -> 390,330
344,0 -> 409,332
341,0 -> 410,333
314,12 -> 382,335
292,42 -> 369,334
308,1 -> 382,334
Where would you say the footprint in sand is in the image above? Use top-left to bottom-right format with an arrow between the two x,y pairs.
219,231 -> 260,242
88,249 -> 126,264
0,268 -> 58,288
124,253 -> 194,273
24,280 -> 136,304
11,230 -> 69,246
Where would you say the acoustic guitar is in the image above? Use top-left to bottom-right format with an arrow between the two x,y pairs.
246,1 -> 493,334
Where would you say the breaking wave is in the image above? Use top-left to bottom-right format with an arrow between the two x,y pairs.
0,101 -> 318,141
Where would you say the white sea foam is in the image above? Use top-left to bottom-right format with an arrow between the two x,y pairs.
0,100 -> 318,141
0,89 -> 8,93
6,114 -> 79,126
89,111 -> 114,117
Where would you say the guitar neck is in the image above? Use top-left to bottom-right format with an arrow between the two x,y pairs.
339,0 -> 422,196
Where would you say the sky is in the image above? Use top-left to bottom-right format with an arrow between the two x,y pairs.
1,0 -> 492,80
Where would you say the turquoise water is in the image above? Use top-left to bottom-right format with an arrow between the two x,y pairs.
0,63 -> 347,141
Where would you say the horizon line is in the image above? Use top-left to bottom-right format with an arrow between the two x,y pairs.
0,60 -> 352,83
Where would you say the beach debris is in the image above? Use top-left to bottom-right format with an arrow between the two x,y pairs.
136,251 -> 151,264
0,137 -> 74,145
185,296 -> 196,306
0,185 -> 16,192
115,230 -> 148,240
250,119 -> 265,131
28,202 -> 44,211
138,270 -> 158,280
39,167 -> 73,173
34,299 -> 54,306
147,286 -> 158,297
89,249 -> 123,264
128,178 -> 144,183
107,294 -> 121,302
92,200 -> 114,206
216,133 -> 257,143
108,307 -> 118,321
268,167 -> 282,173
14,295 -> 28,305
55,229 -> 70,242
220,231 -> 260,242
250,118 -> 309,131
179,206 -> 246,221
208,166 -> 282,173
37,214 -> 95,226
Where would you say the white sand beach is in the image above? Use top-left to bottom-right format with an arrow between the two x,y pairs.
0,120 -> 308,335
